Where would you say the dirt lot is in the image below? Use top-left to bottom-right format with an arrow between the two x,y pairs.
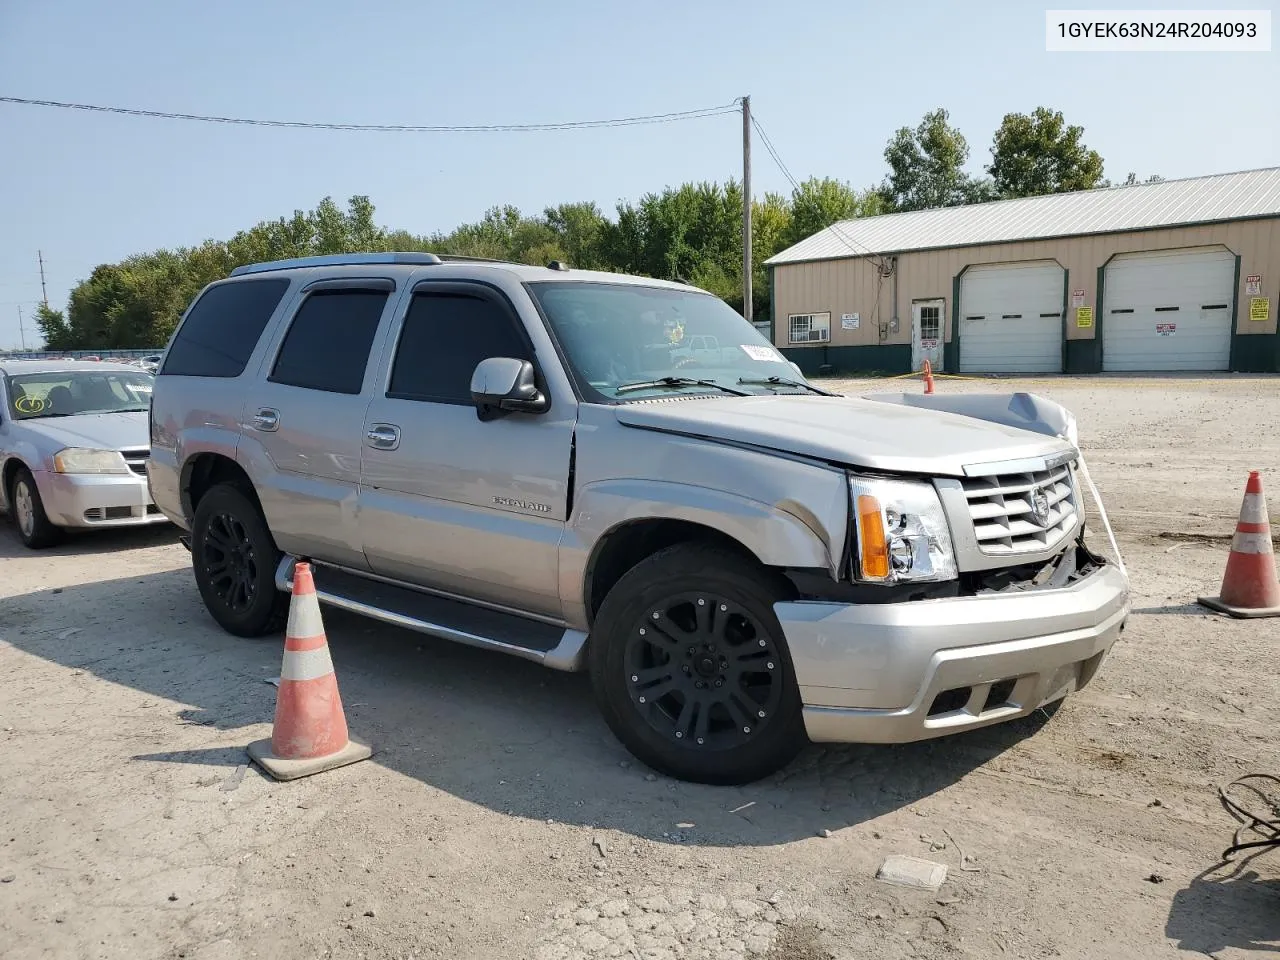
2,373 -> 1278,960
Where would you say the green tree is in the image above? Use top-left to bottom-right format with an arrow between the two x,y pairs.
784,177 -> 882,247
751,192 -> 792,318
881,108 -> 994,211
33,303 -> 72,351
544,202 -> 610,269
988,107 -> 1105,198
1108,172 -> 1165,187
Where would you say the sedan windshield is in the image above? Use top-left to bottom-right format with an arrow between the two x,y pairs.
6,370 -> 155,421
527,281 -> 806,401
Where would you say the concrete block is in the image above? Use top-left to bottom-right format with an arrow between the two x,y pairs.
875,855 -> 948,891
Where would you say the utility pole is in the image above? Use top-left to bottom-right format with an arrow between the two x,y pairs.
38,250 -> 48,306
17,306 -> 27,352
741,95 -> 752,323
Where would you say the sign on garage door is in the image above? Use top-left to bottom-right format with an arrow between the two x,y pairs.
1102,246 -> 1235,371
959,261 -> 1064,373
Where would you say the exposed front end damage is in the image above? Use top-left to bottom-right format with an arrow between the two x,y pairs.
774,389 -> 1131,745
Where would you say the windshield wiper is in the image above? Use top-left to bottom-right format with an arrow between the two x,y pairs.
737,376 -> 836,396
615,377 -> 751,397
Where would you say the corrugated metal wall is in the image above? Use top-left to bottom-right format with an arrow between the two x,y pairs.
772,217 -> 1280,352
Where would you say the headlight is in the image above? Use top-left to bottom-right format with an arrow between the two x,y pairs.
53,448 -> 130,475
849,475 -> 957,583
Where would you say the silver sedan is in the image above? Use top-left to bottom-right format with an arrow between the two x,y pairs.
0,359 -> 170,548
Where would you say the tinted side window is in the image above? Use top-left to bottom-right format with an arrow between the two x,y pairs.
389,292 -> 532,403
269,290 -> 388,395
161,278 -> 290,378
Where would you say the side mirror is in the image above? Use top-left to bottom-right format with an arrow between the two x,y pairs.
789,361 -> 804,377
470,357 -> 549,420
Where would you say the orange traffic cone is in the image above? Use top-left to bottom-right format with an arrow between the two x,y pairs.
247,562 -> 372,779
922,360 -> 936,394
1198,471 -> 1280,618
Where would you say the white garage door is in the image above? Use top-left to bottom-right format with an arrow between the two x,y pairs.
1102,246 -> 1235,371
959,261 -> 1064,373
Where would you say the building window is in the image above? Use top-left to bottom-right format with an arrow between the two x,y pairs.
918,305 -> 941,340
788,312 -> 831,344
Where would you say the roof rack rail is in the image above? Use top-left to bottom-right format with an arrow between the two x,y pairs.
432,253 -> 517,265
229,252 -> 444,277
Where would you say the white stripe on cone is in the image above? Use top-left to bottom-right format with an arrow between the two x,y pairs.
1231,531 -> 1275,555
281,645 -> 336,682
1239,493 -> 1270,525
286,590 -> 326,640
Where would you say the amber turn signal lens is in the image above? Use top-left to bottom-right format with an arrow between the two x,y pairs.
857,494 -> 890,580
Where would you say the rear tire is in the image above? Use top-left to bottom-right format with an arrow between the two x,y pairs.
191,483 -> 288,637
590,542 -> 807,785
9,466 -> 63,549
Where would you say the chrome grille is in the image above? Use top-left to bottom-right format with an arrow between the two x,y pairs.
121,448 -> 150,477
961,463 -> 1078,556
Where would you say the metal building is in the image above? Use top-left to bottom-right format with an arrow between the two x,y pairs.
764,166 -> 1280,375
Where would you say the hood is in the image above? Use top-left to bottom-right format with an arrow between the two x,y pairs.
613,394 -> 1072,476
21,411 -> 150,452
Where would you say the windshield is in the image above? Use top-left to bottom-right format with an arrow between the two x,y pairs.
6,370 -> 155,421
527,281 -> 805,401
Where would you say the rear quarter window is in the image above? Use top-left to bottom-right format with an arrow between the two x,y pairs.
161,277 -> 291,378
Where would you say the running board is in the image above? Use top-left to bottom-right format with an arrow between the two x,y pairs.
273,557 -> 587,672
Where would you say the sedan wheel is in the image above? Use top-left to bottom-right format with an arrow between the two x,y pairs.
8,467 -> 63,549
13,480 -> 35,539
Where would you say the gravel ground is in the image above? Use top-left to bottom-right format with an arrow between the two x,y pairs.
2,373 -> 1278,960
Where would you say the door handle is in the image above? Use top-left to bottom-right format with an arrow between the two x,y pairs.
251,408 -> 280,432
365,424 -> 401,450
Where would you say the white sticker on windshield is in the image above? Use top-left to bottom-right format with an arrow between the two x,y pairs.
740,344 -> 781,362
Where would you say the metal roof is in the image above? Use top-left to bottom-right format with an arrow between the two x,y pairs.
765,166 -> 1280,266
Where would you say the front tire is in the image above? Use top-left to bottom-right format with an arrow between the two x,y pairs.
191,484 -> 288,637
9,467 -> 63,549
590,543 -> 807,785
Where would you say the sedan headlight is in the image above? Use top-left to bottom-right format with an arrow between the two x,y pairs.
53,447 -> 130,475
849,475 -> 957,583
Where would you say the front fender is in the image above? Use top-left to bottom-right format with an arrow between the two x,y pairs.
1,437 -> 53,510
559,475 -> 848,625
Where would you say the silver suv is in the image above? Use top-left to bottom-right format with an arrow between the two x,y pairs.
148,252 -> 1130,784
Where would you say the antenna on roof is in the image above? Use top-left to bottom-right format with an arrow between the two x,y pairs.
546,260 -> 570,272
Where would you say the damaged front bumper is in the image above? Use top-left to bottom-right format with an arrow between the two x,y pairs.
774,551 -> 1130,745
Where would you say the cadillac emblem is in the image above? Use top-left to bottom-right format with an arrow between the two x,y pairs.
1030,486 -> 1051,527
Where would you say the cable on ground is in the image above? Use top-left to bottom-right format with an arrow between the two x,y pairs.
1218,773 -> 1280,860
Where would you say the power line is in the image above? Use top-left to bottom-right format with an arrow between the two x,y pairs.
750,111 -> 887,269
0,95 -> 742,133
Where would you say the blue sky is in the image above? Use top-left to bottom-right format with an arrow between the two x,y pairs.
0,0 -> 1276,349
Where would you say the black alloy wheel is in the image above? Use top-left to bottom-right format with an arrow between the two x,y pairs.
623,591 -> 785,751
191,484 -> 288,637
591,542 -> 806,785
203,511 -> 260,614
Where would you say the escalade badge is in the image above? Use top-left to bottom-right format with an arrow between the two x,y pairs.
1030,487 -> 1051,527
493,496 -> 552,514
